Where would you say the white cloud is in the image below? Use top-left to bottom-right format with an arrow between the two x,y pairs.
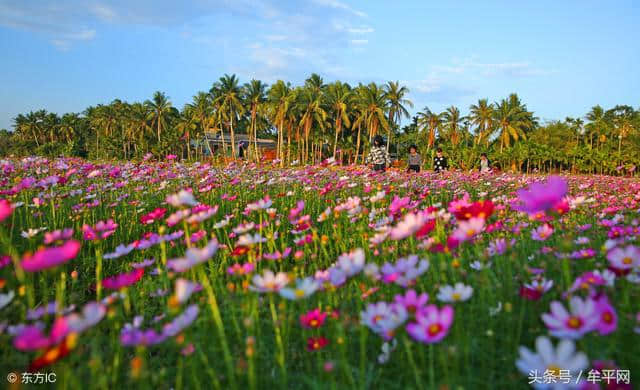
347,26 -> 374,34
310,0 -> 367,18
350,39 -> 368,45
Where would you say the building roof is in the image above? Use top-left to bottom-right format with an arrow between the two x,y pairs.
203,132 -> 275,145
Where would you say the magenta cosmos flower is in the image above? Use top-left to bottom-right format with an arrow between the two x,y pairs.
0,198 -> 13,222
21,240 -> 81,272
406,304 -> 454,343
513,176 -> 568,214
394,289 -> 429,315
594,295 -> 617,335
82,219 -> 118,241
102,268 -> 144,290
13,317 -> 69,351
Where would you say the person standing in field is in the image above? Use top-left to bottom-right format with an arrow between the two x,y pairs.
433,147 -> 449,173
366,135 -> 391,172
407,145 -> 421,173
479,153 -> 491,173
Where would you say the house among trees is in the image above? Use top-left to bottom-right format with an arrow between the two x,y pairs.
201,131 -> 277,160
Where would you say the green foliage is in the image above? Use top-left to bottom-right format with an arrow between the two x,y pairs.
2,76 -> 639,174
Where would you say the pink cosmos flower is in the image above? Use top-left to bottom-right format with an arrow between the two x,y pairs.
389,196 -> 412,216
541,296 -> 599,339
263,248 -> 293,261
0,198 -> 12,222
606,245 -> 640,273
513,176 -> 568,214
450,217 -> 485,243
531,224 -> 554,241
102,269 -> 144,290
300,309 -> 328,329
43,228 -> 74,245
594,295 -> 617,335
394,289 -> 429,315
227,262 -> 255,276
289,200 -> 305,222
389,212 -> 432,240
21,240 -> 81,272
406,304 -> 454,343
566,271 -> 605,295
82,219 -> 118,241
140,208 -> 167,225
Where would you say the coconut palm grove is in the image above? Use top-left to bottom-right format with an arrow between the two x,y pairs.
1,1 -> 640,389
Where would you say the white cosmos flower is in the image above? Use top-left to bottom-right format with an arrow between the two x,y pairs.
437,283 -> 473,303
237,233 -> 266,247
250,270 -> 289,292
167,241 -> 219,273
515,336 -> 588,390
279,277 -> 320,300
335,248 -> 365,277
173,278 -> 200,305
66,302 -> 106,333
166,190 -> 198,207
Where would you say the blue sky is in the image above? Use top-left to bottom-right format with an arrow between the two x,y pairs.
1,0 -> 638,130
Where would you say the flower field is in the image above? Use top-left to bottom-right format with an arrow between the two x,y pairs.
1,157 -> 639,389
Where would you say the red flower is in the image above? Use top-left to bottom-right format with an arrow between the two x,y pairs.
306,336 -> 329,351
519,286 -> 542,301
453,200 -> 494,221
300,309 -> 327,329
231,246 -> 249,257
29,334 -> 76,371
415,219 -> 436,239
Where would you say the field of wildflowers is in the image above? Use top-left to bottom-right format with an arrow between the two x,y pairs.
0,156 -> 639,389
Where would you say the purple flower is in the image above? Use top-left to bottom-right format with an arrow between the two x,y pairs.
513,176 -> 568,214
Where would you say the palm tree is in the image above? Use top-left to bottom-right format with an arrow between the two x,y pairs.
144,91 -> 175,145
383,81 -> 413,152
356,83 -> 389,143
176,107 -> 198,159
493,98 -> 530,152
187,92 -> 213,158
417,107 -> 442,150
585,105 -> 607,150
442,106 -> 463,146
468,99 -> 494,146
212,74 -> 245,158
326,81 -> 353,158
268,80 -> 294,165
298,85 -> 327,164
243,79 -> 268,161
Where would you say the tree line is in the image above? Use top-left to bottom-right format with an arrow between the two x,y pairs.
1,73 -> 639,175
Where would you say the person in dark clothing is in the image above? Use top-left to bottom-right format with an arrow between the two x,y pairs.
365,135 -> 391,172
238,141 -> 248,159
407,145 -> 421,173
433,147 -> 449,173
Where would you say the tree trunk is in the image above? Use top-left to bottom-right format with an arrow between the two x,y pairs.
229,108 -> 236,159
355,123 -> 362,164
333,120 -> 341,158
